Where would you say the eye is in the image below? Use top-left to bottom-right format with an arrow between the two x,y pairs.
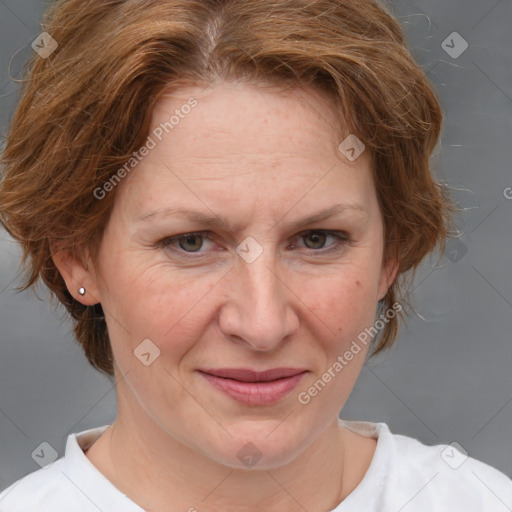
177,233 -> 205,252
159,231 -> 214,255
158,229 -> 350,258
303,231 -> 328,249
293,230 -> 349,253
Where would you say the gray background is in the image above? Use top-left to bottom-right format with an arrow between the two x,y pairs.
0,0 -> 511,492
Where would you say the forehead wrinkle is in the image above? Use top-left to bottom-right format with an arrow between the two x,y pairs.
137,202 -> 368,236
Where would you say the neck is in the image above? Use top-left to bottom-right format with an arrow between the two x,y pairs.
86,407 -> 350,511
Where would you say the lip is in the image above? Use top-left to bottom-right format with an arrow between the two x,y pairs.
198,367 -> 308,406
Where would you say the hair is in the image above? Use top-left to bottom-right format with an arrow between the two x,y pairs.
0,0 -> 454,377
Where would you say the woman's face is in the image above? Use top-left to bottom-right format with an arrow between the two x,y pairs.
83,82 -> 396,469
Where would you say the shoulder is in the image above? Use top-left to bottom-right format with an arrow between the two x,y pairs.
340,420 -> 512,511
386,426 -> 512,510
0,424 -> 129,512
0,458 -> 96,512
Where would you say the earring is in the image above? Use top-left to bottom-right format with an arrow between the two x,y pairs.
78,287 -> 86,296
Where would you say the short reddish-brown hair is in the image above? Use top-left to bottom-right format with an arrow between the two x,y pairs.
0,0 -> 454,377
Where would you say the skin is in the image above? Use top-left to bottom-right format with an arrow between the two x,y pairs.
53,81 -> 397,511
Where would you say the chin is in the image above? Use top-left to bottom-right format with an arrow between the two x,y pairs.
199,421 -> 309,471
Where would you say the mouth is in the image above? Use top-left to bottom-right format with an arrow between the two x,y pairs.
198,367 -> 308,406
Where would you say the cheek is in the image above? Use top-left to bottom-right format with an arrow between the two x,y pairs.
305,264 -> 380,339
96,245 -> 215,360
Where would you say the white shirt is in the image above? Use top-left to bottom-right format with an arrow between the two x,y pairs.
1,419 -> 511,511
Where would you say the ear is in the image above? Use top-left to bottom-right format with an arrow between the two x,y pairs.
377,258 -> 399,302
51,245 -> 101,306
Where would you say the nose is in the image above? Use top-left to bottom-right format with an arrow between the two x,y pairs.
218,247 -> 300,352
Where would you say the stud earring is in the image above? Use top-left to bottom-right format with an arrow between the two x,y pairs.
78,287 -> 86,296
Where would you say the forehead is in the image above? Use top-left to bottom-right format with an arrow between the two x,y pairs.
115,81 -> 377,222
154,81 -> 350,157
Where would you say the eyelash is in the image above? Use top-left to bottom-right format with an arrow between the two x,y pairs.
158,230 -> 350,258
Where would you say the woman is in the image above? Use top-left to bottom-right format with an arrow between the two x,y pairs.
0,0 -> 510,510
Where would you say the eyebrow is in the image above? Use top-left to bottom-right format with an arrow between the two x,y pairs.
137,202 -> 367,232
